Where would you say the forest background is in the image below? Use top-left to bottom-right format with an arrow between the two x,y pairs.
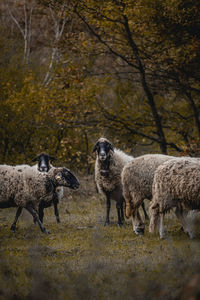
1,0 -> 200,173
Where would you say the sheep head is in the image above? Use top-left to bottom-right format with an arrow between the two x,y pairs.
53,168 -> 80,190
31,153 -> 57,172
92,138 -> 114,161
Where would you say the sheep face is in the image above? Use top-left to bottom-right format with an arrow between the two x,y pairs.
93,139 -> 114,161
32,153 -> 56,172
54,168 -> 79,190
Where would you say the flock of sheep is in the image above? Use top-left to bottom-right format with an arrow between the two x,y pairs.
0,137 -> 200,238
94,137 -> 200,239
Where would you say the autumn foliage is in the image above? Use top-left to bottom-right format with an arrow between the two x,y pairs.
1,0 -> 200,171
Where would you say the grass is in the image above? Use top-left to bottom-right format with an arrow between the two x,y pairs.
0,175 -> 200,300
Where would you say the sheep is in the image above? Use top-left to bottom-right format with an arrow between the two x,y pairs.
0,164 -> 79,233
149,158 -> 200,239
121,154 -> 175,235
93,137 -> 148,227
31,152 -> 64,223
11,153 -> 63,232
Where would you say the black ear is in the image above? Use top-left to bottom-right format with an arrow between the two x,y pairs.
92,142 -> 99,153
109,143 -> 114,152
49,156 -> 57,161
31,156 -> 39,162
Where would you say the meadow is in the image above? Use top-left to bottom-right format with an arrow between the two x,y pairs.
0,176 -> 200,300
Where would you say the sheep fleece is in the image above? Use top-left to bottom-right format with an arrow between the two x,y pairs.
122,154 -> 173,201
152,159 -> 200,211
95,149 -> 133,194
0,165 -> 55,208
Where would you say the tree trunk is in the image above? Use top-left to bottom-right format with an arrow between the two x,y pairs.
185,91 -> 200,138
123,15 -> 167,154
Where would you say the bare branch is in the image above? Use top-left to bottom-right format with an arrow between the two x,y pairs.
6,2 -> 25,38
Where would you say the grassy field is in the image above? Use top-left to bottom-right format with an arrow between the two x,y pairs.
0,176 -> 200,300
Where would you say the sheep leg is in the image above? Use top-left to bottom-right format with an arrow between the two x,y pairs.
25,206 -> 50,234
159,213 -> 165,239
149,209 -> 159,234
121,201 -> 125,222
116,202 -> 123,227
38,203 -> 44,223
142,202 -> 149,220
131,210 -> 145,235
10,207 -> 23,232
104,194 -> 111,226
53,200 -> 60,223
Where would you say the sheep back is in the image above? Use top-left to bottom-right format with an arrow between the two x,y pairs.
0,165 -> 52,208
121,154 -> 173,218
151,159 -> 200,212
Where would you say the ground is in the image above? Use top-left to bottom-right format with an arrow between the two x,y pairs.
0,176 -> 200,300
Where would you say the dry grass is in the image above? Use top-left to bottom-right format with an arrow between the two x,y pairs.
0,175 -> 200,300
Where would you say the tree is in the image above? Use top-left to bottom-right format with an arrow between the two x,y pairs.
73,0 -> 171,153
6,0 -> 36,63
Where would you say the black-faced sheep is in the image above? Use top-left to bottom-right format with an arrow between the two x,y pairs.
31,152 -> 64,224
93,137 -> 148,227
149,158 -> 200,239
11,153 -> 62,232
121,154 -> 174,234
0,165 -> 79,233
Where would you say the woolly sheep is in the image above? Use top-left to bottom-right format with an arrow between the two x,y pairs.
93,137 -> 148,227
31,152 -> 64,223
121,154 -> 174,234
11,153 -> 63,232
149,158 -> 200,239
0,164 -> 79,233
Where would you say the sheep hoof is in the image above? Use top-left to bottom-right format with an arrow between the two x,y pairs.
118,223 -> 123,228
42,228 -> 50,234
57,219 -> 61,224
178,226 -> 184,232
10,225 -> 16,233
104,221 -> 110,226
136,230 -> 144,236
182,228 -> 196,239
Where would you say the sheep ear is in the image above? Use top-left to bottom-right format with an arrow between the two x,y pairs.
92,145 -> 97,153
92,142 -> 99,153
31,156 -> 39,162
49,156 -> 57,161
109,144 -> 114,152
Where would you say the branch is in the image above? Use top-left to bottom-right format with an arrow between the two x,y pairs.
7,2 -> 25,38
74,5 -> 138,70
97,101 -> 183,152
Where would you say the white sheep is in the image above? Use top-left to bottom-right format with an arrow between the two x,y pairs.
93,137 -> 148,226
0,164 -> 79,233
149,158 -> 200,239
121,154 -> 175,234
